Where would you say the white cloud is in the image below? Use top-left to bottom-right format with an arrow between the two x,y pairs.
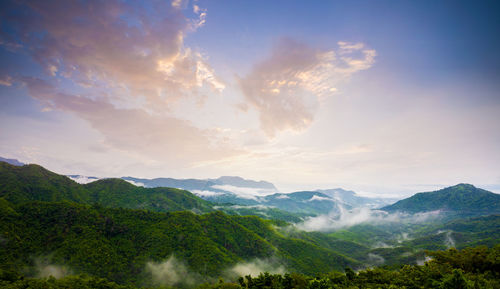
226,258 -> 285,278
191,190 -> 225,197
67,175 -> 99,184
307,195 -> 334,202
211,184 -> 277,200
124,179 -> 145,187
146,256 -> 198,287
296,205 -> 441,232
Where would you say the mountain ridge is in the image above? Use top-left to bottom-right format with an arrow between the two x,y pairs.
381,183 -> 500,216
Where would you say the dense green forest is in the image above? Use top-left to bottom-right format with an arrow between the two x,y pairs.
1,245 -> 499,288
0,198 -> 359,285
1,161 -> 499,288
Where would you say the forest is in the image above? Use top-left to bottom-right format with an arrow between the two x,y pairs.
1,161 -> 499,288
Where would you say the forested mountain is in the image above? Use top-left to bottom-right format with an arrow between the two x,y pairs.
381,183 -> 500,216
1,160 -> 500,288
0,198 -> 358,285
121,176 -> 393,214
0,162 -> 212,213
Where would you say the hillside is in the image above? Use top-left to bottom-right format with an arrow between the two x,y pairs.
381,184 -> 500,216
0,162 -> 92,204
0,161 -> 212,213
0,199 -> 358,285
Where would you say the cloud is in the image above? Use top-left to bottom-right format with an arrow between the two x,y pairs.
307,195 -> 334,202
0,0 -> 223,110
67,175 -> 99,184
191,190 -> 225,197
211,184 -> 277,200
239,38 -> 376,137
146,256 -> 198,287
437,230 -> 456,248
124,179 -> 145,187
296,204 -> 441,232
367,253 -> 385,265
21,77 -> 240,164
226,258 -> 285,278
0,75 -> 13,86
34,257 -> 71,279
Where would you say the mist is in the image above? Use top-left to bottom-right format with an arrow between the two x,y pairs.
146,256 -> 199,287
437,230 -> 456,248
296,203 -> 441,232
34,257 -> 71,279
225,258 -> 285,279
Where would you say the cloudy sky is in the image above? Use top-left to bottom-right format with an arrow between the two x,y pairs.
1,0 -> 499,196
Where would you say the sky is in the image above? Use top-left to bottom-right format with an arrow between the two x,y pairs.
1,0 -> 499,197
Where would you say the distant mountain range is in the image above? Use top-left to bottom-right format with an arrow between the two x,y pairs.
0,156 -> 24,166
66,174 -> 396,216
121,177 -> 396,214
3,158 -> 499,220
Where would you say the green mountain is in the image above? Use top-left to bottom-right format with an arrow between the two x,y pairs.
381,184 -> 500,216
0,199 -> 358,285
1,160 -> 500,288
0,161 -> 212,213
0,161 -> 359,285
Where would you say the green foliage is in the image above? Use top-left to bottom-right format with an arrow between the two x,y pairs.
0,199 -> 358,285
1,161 -> 500,288
0,162 -> 213,214
382,183 -> 500,216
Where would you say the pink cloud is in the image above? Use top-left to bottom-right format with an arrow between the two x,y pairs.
239,38 -> 376,137
21,77 -> 240,164
1,0 -> 223,110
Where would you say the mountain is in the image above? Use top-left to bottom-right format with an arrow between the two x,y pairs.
0,161 -> 212,213
263,191 -> 340,215
212,176 -> 277,190
122,176 -> 216,191
0,162 -> 92,204
0,163 -> 360,284
122,176 -> 278,205
381,184 -> 500,216
122,175 -> 388,216
0,157 -> 24,166
318,188 -> 397,208
122,175 -> 277,191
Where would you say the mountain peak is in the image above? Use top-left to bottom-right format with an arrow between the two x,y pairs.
213,176 -> 277,190
382,184 -> 500,216
449,183 -> 476,190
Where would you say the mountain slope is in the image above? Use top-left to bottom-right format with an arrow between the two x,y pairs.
0,161 -> 212,213
0,162 -> 92,204
85,178 -> 213,213
0,199 -> 359,285
381,184 -> 500,216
